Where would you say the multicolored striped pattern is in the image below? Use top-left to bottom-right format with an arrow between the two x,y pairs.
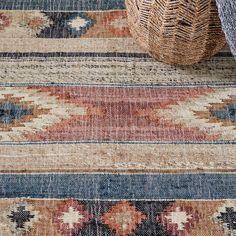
0,0 -> 236,235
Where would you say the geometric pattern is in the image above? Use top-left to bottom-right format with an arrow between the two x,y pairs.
0,87 -> 86,141
157,87 -> 236,140
67,13 -> 96,37
3,86 -> 236,142
0,11 -> 51,37
197,96 -> 236,126
0,199 -> 231,236
0,101 -> 33,125
0,12 -> 12,31
37,12 -> 96,38
101,201 -> 146,236
7,205 -> 35,229
213,201 -> 236,236
101,11 -> 130,37
0,2 -> 235,236
158,202 -> 200,236
0,10 -> 131,38
19,11 -> 51,35
4,202 -> 40,235
53,200 -> 93,234
83,10 -> 130,38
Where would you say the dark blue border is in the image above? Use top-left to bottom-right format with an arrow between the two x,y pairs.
0,174 -> 236,199
0,0 -> 126,10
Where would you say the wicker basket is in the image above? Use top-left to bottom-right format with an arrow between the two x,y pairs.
125,0 -> 226,65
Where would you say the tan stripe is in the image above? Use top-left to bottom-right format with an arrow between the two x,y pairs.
0,143 -> 235,173
0,54 -> 235,85
0,38 -> 141,53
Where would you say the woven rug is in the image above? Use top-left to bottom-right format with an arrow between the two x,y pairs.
1,1 -> 236,235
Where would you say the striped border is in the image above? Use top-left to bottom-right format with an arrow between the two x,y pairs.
0,174 -> 236,199
0,0 -> 126,10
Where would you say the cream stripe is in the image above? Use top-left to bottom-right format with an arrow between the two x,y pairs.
0,38 -> 141,53
0,55 -> 235,85
0,143 -> 235,173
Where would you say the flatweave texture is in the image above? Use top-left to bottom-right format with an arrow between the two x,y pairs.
216,0 -> 236,58
0,1 -> 236,236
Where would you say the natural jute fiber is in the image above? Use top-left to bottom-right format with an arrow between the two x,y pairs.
125,0 -> 226,65
0,1 -> 236,235
216,0 -> 236,59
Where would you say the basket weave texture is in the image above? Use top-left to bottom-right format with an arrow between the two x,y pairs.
126,0 -> 226,65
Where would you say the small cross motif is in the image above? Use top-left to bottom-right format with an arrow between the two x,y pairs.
8,205 -> 35,229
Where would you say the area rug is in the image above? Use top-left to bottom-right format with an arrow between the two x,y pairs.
0,0 -> 236,235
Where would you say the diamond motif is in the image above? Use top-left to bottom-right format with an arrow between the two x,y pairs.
157,88 -> 236,140
0,87 -> 87,141
0,13 -> 11,31
53,200 -> 93,234
158,204 -> 200,236
104,11 -> 130,37
19,12 -> 51,36
67,13 -> 95,37
101,201 -> 147,236
0,94 -> 49,133
165,207 -> 193,230
213,201 -> 236,236
6,203 -> 40,233
109,17 -> 128,31
37,12 -> 96,38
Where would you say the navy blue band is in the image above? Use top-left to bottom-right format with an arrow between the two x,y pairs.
1,173 -> 235,199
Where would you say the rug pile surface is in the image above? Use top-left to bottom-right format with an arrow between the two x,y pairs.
0,0 -> 236,235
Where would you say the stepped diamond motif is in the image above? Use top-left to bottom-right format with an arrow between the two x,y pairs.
213,201 -> 236,236
158,203 -> 200,236
105,11 -> 130,37
53,200 -> 93,234
68,13 -> 95,36
101,201 -> 146,236
157,88 -> 236,140
37,12 -> 95,38
0,87 -> 87,141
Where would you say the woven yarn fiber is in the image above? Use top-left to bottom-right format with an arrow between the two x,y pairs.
216,0 -> 236,58
0,1 -> 236,235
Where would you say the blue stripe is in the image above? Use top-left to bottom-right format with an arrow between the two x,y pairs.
0,174 -> 236,199
0,0 -> 126,10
